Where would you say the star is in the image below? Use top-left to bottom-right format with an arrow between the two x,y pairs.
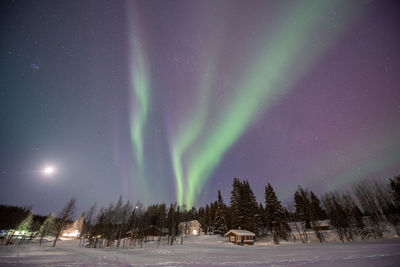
31,63 -> 40,71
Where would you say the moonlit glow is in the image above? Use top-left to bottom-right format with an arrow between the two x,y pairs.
42,165 -> 56,176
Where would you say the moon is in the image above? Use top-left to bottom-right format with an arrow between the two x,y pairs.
42,165 -> 56,176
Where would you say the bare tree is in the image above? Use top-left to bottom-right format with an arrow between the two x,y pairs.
53,198 -> 76,247
322,193 -> 357,242
81,202 -> 97,247
353,180 -> 384,238
287,203 -> 306,243
373,180 -> 400,235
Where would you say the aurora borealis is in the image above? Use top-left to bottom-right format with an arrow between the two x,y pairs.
0,0 -> 400,214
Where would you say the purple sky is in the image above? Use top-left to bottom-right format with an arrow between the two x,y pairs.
0,0 -> 399,215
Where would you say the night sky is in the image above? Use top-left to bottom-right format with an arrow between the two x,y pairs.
1,0 -> 399,215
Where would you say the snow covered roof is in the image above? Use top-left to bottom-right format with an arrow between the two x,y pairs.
179,220 -> 201,226
225,229 -> 255,237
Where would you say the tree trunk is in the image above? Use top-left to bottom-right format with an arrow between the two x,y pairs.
52,234 -> 59,247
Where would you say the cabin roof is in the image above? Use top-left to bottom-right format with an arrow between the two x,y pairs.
225,229 -> 255,237
178,220 -> 201,226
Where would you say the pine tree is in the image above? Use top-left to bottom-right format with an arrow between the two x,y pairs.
256,203 -> 266,235
242,180 -> 260,233
209,201 -> 217,231
230,178 -> 260,232
213,190 -> 228,235
204,204 -> 210,233
230,178 -> 243,229
265,183 -> 290,244
310,191 -> 326,220
224,204 -> 232,230
294,188 -> 311,229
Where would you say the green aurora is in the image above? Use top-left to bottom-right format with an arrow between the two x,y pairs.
179,1 -> 364,208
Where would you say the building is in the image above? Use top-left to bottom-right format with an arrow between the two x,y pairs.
178,220 -> 202,236
225,229 -> 255,245
61,216 -> 84,239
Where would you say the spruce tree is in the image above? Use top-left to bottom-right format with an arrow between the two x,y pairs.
310,191 -> 327,220
230,178 -> 243,229
294,188 -> 311,229
265,183 -> 290,244
229,178 -> 261,233
204,205 -> 210,233
243,180 -> 261,233
213,190 -> 228,235
209,201 -> 217,230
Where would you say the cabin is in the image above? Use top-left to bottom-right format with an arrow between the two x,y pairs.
61,220 -> 82,238
178,220 -> 202,236
225,229 -> 255,245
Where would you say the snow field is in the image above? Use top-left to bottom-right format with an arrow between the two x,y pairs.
0,235 -> 400,266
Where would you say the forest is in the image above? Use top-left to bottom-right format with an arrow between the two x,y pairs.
1,175 -> 399,247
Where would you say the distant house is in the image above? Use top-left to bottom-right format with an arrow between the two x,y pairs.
61,218 -> 83,239
225,229 -> 255,245
178,220 -> 201,236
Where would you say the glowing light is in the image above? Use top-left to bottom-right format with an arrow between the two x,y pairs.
127,2 -> 151,198
42,165 -> 56,176
181,1 -> 364,207
62,229 -> 79,238
129,48 -> 150,171
170,10 -> 229,206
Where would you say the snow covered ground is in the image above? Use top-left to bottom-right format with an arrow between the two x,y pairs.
0,235 -> 400,266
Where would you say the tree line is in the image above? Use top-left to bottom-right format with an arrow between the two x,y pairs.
1,175 -> 399,247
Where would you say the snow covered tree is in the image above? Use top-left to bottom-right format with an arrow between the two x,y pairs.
39,213 -> 56,245
230,178 -> 262,234
213,190 -> 227,235
224,205 -> 232,231
16,212 -> 33,232
209,201 -> 217,229
53,197 -> 76,247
